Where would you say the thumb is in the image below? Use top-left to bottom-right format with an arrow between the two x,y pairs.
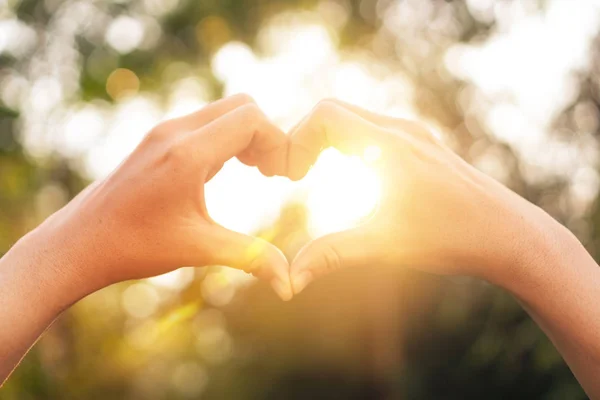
203,225 -> 293,301
290,228 -> 374,295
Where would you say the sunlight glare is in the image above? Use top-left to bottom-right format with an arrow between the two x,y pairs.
147,267 -> 195,291
363,145 -> 382,164
306,149 -> 381,237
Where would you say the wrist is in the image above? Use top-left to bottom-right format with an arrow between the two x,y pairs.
489,204 -> 580,297
493,207 -> 600,371
0,219 -> 105,383
3,219 -> 104,314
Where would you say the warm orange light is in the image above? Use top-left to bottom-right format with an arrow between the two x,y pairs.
106,68 -> 140,100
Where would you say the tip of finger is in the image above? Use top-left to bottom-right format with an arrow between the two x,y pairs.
291,270 -> 313,295
289,248 -> 316,294
254,245 -> 292,301
271,278 -> 293,301
286,140 -> 321,182
256,148 -> 287,177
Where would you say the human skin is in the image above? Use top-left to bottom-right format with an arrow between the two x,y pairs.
1,97 -> 599,397
0,94 -> 294,382
287,100 -> 600,398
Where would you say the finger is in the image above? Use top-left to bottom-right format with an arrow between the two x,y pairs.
203,225 -> 293,301
289,227 -> 377,294
324,99 -> 438,143
188,103 -> 288,177
287,100 -> 390,181
161,93 -> 255,134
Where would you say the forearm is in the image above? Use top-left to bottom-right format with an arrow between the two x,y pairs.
0,223 -> 93,385
499,217 -> 600,398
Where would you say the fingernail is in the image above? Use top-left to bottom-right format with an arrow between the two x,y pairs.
292,271 -> 313,294
271,279 -> 293,301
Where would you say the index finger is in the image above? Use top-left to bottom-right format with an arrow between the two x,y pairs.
325,99 -> 439,144
187,103 -> 289,176
161,93 -> 255,134
287,100 -> 390,181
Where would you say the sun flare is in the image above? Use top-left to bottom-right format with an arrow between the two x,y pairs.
305,149 -> 381,238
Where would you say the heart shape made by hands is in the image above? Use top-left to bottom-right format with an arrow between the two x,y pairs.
201,99 -> 386,301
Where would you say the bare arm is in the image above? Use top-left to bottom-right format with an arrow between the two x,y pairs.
0,225 -> 90,381
287,99 -> 600,398
508,223 -> 600,396
0,94 -> 293,385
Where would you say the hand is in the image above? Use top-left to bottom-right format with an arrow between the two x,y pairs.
35,94 -> 293,300
287,99 -> 555,294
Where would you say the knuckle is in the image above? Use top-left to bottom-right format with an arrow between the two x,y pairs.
238,101 -> 261,115
317,243 -> 342,273
257,164 -> 276,177
264,251 -> 284,273
161,139 -> 189,165
321,97 -> 342,107
237,102 -> 263,127
247,245 -> 279,277
145,124 -> 170,143
229,92 -> 256,105
308,100 -> 343,131
236,151 -> 257,166
312,99 -> 340,120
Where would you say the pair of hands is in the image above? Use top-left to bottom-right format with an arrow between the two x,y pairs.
42,94 -> 543,301
9,94 -> 600,396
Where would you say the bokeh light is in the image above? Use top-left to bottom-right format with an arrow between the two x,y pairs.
3,0 -> 600,398
122,283 -> 161,319
106,68 -> 140,100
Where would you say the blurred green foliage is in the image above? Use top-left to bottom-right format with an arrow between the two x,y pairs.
0,0 -> 598,399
